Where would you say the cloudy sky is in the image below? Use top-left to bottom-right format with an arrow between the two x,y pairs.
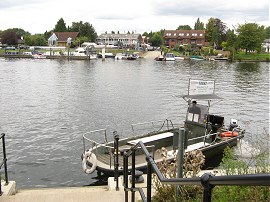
0,0 -> 269,35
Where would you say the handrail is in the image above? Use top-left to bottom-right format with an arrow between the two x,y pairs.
131,119 -> 175,135
0,133 -> 8,196
123,140 -> 270,202
82,129 -> 114,152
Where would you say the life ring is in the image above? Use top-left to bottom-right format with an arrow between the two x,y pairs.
220,131 -> 239,137
82,151 -> 97,174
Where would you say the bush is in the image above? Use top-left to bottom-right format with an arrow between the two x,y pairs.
152,130 -> 270,201
152,149 -> 205,202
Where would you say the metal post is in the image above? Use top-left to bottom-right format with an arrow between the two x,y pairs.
114,131 -> 119,191
123,152 -> 129,202
131,149 -> 136,202
147,155 -> 152,202
0,168 -> 2,195
201,173 -> 214,202
176,128 -> 185,199
1,133 -> 8,184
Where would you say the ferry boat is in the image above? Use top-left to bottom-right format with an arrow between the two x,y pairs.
81,79 -> 245,175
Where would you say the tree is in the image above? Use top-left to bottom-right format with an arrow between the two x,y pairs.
73,36 -> 89,47
177,25 -> 192,30
150,32 -> 163,47
237,23 -> 265,53
226,29 -> 237,49
142,32 -> 149,37
1,29 -> 19,45
265,26 -> 270,39
24,34 -> 47,46
54,18 -> 67,32
205,18 -> 227,48
44,30 -> 53,40
70,21 -> 97,42
194,18 -> 204,30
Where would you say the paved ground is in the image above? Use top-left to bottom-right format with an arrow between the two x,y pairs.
141,50 -> 162,59
1,186 -> 126,202
1,175 -> 149,202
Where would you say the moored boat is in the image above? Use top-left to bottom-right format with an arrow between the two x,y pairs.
155,55 -> 164,61
190,55 -> 205,60
97,52 -> 115,58
165,53 -> 175,61
214,54 -> 228,61
81,79 -> 245,176
174,55 -> 185,60
115,53 -> 128,60
72,47 -> 97,59
32,53 -> 46,59
127,53 -> 139,60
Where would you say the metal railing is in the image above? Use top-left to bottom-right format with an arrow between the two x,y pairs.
122,140 -> 270,202
131,119 -> 175,136
0,133 -> 8,196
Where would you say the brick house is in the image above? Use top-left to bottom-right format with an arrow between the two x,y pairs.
163,30 -> 205,49
48,32 -> 79,47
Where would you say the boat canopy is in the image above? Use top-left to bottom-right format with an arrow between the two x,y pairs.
182,94 -> 223,101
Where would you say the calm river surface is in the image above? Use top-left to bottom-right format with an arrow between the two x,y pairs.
0,58 -> 269,188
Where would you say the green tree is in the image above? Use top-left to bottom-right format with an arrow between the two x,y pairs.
142,32 -> 148,37
70,21 -> 97,42
237,23 -> 265,53
73,36 -> 88,47
44,30 -> 53,40
226,29 -> 237,49
0,29 -> 19,45
177,25 -> 192,30
265,26 -> 270,39
24,34 -> 47,46
205,18 -> 227,48
150,32 -> 163,47
194,18 -> 204,30
54,18 -> 67,32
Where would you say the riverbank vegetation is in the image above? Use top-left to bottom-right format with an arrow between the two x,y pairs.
152,131 -> 270,202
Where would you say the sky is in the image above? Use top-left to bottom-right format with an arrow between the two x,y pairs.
0,0 -> 269,35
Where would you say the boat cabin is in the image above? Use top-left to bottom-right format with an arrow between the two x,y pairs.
183,90 -> 224,145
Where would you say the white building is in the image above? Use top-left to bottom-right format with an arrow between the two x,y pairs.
262,39 -> 270,52
96,33 -> 142,49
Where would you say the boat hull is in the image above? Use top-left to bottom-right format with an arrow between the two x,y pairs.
85,132 -> 243,176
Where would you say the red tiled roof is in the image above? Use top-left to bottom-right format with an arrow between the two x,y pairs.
54,32 -> 79,42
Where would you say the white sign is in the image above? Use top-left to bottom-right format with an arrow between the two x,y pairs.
188,79 -> 215,95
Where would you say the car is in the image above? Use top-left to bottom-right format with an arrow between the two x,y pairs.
6,46 -> 16,50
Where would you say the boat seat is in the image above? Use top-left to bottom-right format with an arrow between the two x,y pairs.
167,142 -> 210,157
186,142 -> 210,152
127,132 -> 174,145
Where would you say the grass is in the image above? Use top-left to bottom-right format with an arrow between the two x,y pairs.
235,52 -> 270,61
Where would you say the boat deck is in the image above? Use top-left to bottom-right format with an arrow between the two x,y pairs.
96,144 -> 174,170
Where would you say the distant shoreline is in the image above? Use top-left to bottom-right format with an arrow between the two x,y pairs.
0,52 -> 269,62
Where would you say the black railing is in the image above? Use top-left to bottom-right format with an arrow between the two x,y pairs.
122,140 -> 270,202
0,133 -> 8,196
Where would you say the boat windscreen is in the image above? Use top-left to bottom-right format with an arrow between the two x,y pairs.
186,104 -> 208,124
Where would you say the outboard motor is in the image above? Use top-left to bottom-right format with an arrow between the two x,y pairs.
229,119 -> 238,131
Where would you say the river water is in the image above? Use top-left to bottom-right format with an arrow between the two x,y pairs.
0,58 -> 269,188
